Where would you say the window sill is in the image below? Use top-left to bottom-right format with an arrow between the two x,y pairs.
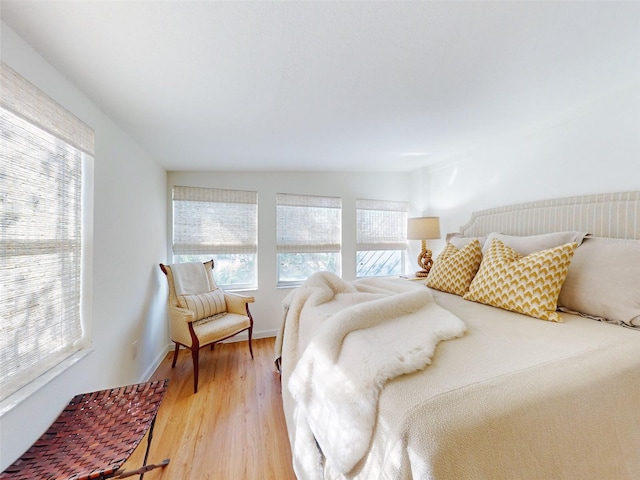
0,348 -> 93,418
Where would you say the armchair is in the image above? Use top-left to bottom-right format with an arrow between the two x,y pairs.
159,260 -> 254,393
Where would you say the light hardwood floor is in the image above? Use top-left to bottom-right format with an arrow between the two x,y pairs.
122,337 -> 296,479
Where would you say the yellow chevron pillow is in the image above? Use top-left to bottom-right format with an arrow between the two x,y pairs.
464,238 -> 577,322
426,239 -> 483,296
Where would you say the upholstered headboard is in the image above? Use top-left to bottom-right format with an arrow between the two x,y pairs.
456,191 -> 640,240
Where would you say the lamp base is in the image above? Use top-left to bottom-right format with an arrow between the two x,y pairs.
416,245 -> 434,276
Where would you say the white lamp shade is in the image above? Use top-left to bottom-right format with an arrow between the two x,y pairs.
407,217 -> 441,240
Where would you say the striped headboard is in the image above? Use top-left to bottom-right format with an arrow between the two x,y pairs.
458,191 -> 640,240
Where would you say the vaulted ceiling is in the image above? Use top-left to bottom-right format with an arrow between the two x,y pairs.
2,1 -> 639,172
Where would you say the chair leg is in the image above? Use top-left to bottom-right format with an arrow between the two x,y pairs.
171,343 -> 180,368
186,323 -> 201,394
191,347 -> 199,394
248,326 -> 254,359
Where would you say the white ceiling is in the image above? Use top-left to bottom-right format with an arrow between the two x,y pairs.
2,1 -> 639,172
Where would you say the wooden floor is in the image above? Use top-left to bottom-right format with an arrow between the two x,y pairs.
122,337 -> 296,479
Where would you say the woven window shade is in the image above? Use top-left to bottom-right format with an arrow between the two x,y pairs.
1,63 -> 94,155
356,199 -> 408,251
0,63 -> 93,402
172,186 -> 258,255
276,193 -> 341,253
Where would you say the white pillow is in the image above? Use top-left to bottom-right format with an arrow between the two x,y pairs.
558,237 -> 640,328
482,231 -> 587,255
449,235 -> 487,250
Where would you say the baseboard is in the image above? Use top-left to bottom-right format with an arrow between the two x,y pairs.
144,328 -> 279,382
223,328 -> 279,343
140,344 -> 172,383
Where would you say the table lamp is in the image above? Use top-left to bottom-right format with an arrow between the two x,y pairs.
407,216 -> 441,277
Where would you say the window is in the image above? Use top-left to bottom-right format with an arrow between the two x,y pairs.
0,63 -> 94,403
356,199 -> 408,277
276,193 -> 341,286
172,186 -> 258,289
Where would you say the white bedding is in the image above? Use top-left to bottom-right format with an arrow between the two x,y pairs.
284,272 -> 466,478
278,191 -> 640,479
278,280 -> 640,479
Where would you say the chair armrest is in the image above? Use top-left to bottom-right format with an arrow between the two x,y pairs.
168,305 -> 195,323
167,305 -> 196,348
223,292 -> 255,315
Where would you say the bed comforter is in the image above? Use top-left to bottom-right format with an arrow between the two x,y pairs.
277,276 -> 640,480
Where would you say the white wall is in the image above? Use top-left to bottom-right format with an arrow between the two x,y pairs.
1,24 -> 169,469
419,84 -> 640,253
167,171 -> 413,337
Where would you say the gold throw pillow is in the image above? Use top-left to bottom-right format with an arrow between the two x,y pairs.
464,238 -> 577,322
426,239 -> 483,296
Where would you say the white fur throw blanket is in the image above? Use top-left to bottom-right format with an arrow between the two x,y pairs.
283,272 -> 466,478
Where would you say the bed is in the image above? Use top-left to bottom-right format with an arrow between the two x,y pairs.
275,191 -> 640,480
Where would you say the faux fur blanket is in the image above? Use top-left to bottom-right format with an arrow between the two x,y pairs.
283,272 -> 466,478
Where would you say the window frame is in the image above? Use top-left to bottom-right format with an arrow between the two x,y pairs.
276,193 -> 342,287
356,198 -> 409,278
171,186 -> 258,290
0,63 -> 94,412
